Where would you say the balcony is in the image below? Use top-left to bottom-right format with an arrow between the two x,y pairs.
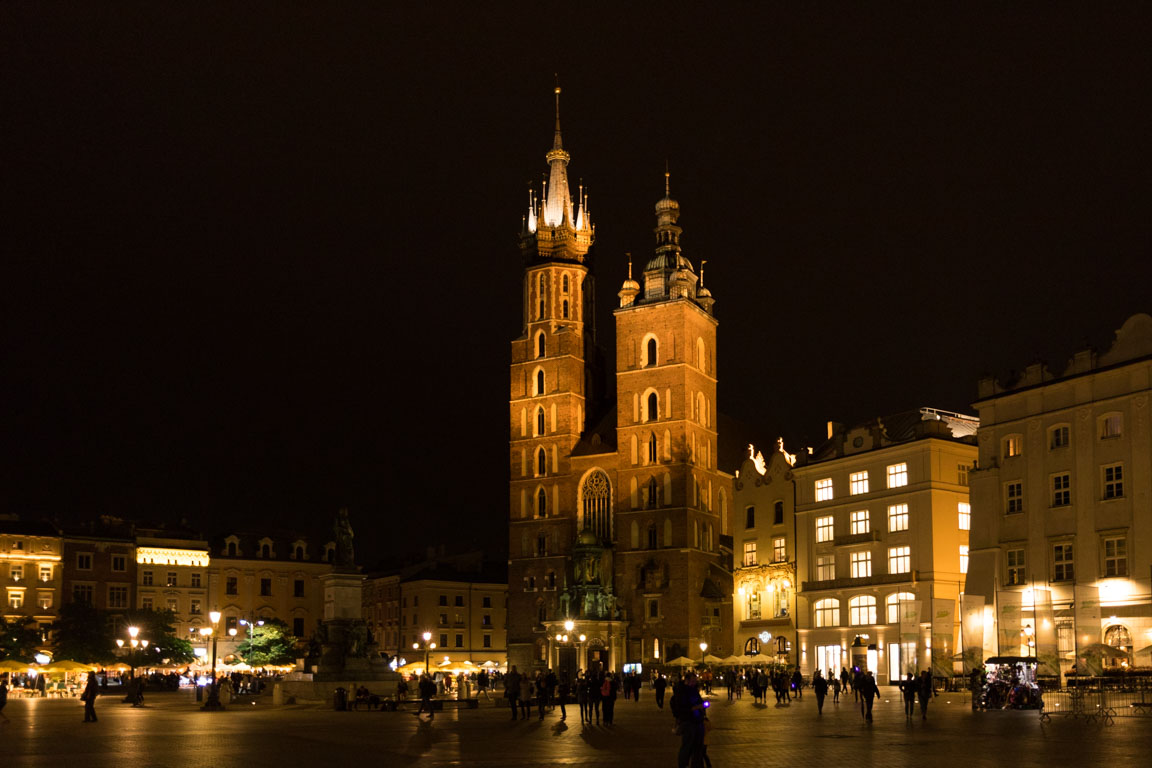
833,531 -> 880,547
801,571 -> 918,592
702,616 -> 722,630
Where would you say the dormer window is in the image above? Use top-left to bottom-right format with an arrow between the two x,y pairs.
224,537 -> 240,557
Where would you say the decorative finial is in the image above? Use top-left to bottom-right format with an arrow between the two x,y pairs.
700,259 -> 707,286
626,253 -> 633,280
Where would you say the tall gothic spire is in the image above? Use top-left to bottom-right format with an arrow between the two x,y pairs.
542,84 -> 573,228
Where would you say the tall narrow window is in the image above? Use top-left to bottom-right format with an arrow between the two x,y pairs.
1103,464 -> 1124,499
536,408 -> 546,436
1051,473 -> 1071,506
648,432 -> 658,463
537,333 -> 546,358
580,470 -> 613,540
562,299 -> 569,319
773,501 -> 784,525
562,274 -> 569,292
888,546 -> 910,574
958,502 -> 971,530
850,509 -> 870,535
537,489 -> 547,518
816,516 -> 834,542
536,369 -> 545,395
1053,543 -> 1074,581
850,551 -> 872,578
1005,481 -> 1024,514
745,506 -> 756,529
743,542 -> 757,566
959,544 -> 969,574
646,338 -> 657,367
537,448 -> 547,476
888,504 -> 909,532
646,392 -> 658,421
538,274 -> 546,320
1104,537 -> 1127,577
647,477 -> 658,508
815,478 -> 834,501
1006,549 -> 1026,585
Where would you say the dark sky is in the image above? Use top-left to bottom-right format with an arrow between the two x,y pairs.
3,3 -> 1151,566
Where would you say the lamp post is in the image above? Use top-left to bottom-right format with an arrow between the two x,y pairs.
412,631 -> 436,676
699,641 -> 708,663
201,610 -> 224,710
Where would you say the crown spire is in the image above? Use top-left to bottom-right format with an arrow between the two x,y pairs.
542,81 -> 573,228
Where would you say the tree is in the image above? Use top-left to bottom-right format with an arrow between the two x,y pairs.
118,609 -> 196,666
53,602 -> 114,663
236,620 -> 297,666
0,617 -> 43,662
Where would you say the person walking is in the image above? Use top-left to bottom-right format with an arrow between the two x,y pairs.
859,670 -> 880,722
840,667 -> 851,698
504,665 -> 522,720
535,671 -> 547,720
812,670 -> 828,715
900,673 -> 917,719
588,671 -> 602,724
832,674 -> 841,703
417,673 -> 437,721
654,672 -> 668,709
477,669 -> 491,701
577,673 -> 589,724
918,670 -> 934,720
671,671 -> 706,768
791,669 -> 803,700
519,672 -> 533,720
81,672 -> 99,723
601,672 -> 618,725
557,671 -> 570,721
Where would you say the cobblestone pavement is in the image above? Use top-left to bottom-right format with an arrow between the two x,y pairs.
1,688 -> 1149,768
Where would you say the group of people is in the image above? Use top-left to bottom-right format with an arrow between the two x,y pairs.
719,667 -> 804,704
502,665 -> 628,725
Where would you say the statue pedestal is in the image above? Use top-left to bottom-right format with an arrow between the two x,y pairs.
321,570 -> 365,621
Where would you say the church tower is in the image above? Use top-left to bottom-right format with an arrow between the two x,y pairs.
507,87 -> 598,670
612,173 -> 730,665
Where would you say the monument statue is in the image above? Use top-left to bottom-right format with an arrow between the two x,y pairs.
334,508 -> 355,568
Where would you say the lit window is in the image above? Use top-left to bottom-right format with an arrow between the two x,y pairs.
38,594 -> 52,610
1103,464 -> 1124,499
817,555 -> 835,581
959,545 -> 969,574
1100,413 -> 1122,439
850,471 -> 869,495
850,551 -> 872,578
743,541 -> 757,567
958,502 -> 971,531
1050,425 -> 1069,449
850,509 -> 870,535
886,463 -> 908,488
815,478 -> 834,501
886,592 -> 916,623
816,516 -> 834,543
888,504 -> 909,532
1005,482 -> 1024,514
957,464 -> 970,486
888,546 -> 911,574
849,595 -> 877,626
814,599 -> 840,628
1003,435 -> 1022,458
8,592 -> 23,609
1053,543 -> 1074,581
772,537 -> 786,563
9,565 -> 22,582
39,564 -> 52,582
1104,537 -> 1127,577
1051,473 -> 1071,507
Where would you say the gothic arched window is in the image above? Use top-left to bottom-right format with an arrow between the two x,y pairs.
537,447 -> 547,476
647,477 -> 658,509
646,338 -> 657,367
648,432 -> 658,463
536,369 -> 545,395
562,299 -> 569,319
537,488 -> 547,518
536,407 -> 546,436
646,392 -> 658,421
562,274 -> 569,293
647,525 -> 658,549
580,470 -> 612,540
537,333 -> 546,358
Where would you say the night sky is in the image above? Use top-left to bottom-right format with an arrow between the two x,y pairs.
3,4 -> 1151,566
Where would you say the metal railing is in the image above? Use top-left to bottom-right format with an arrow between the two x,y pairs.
1039,678 -> 1152,724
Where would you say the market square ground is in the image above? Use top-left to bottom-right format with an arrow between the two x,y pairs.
1,688 -> 1149,767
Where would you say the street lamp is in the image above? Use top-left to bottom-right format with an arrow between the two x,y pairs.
412,631 -> 436,675
201,610 -> 224,711
699,641 -> 708,663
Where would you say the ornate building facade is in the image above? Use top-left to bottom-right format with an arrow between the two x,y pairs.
508,89 -> 733,675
